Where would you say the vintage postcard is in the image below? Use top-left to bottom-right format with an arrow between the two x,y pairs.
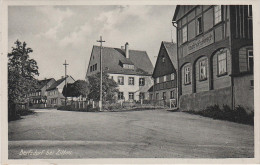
1,0 -> 260,164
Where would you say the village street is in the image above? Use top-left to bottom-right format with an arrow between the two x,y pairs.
8,109 -> 254,159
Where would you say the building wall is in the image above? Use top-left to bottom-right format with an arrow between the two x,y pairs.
151,88 -> 177,103
179,87 -> 232,111
174,5 -> 253,112
47,76 -> 75,106
234,74 -> 254,113
109,73 -> 153,101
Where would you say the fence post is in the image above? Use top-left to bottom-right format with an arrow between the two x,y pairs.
93,101 -> 95,108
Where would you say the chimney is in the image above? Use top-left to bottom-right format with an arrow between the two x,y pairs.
125,42 -> 129,58
61,76 -> 64,79
121,46 -> 124,49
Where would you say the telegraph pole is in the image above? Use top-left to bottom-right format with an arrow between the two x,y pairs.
97,36 -> 105,111
63,60 -> 69,106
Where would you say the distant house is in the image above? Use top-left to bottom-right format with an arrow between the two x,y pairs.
28,78 -> 56,108
46,76 -> 75,107
149,41 -> 178,107
86,42 -> 154,101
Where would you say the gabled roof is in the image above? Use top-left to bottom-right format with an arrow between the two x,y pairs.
152,41 -> 177,78
162,41 -> 177,67
46,76 -> 74,91
91,45 -> 153,76
37,78 -> 55,91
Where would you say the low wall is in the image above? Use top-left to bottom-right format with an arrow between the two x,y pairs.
179,87 -> 232,111
234,74 -> 254,113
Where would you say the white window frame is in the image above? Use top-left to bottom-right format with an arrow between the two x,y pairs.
163,75 -> 167,82
139,78 -> 145,86
129,92 -> 134,100
118,92 -> 124,100
199,59 -> 207,81
217,52 -> 227,76
184,66 -> 191,84
214,5 -> 222,25
170,90 -> 175,99
248,49 -> 253,72
156,77 -> 159,84
128,77 -> 135,85
118,76 -> 124,85
170,73 -> 175,80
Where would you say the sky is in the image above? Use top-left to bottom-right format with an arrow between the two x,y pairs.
8,5 -> 176,81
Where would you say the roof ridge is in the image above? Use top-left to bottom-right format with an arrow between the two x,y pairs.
93,45 -> 147,52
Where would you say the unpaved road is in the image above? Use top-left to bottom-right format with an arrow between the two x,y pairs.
8,109 -> 254,158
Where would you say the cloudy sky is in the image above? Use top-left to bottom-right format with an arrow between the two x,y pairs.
8,5 -> 176,80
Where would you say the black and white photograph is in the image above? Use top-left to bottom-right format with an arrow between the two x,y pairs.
1,0 -> 259,164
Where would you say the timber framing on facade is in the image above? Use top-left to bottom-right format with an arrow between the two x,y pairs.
172,5 -> 253,112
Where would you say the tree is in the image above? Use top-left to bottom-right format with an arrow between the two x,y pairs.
8,40 -> 39,118
87,73 -> 119,102
62,80 -> 89,98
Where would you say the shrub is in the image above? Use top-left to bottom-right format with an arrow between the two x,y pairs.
184,105 -> 254,125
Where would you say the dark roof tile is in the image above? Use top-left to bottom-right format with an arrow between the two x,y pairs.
92,45 -> 153,76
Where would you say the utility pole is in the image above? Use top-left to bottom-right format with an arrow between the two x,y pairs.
97,36 -> 105,111
63,60 -> 69,106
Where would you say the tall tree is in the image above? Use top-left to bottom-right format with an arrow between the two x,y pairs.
87,73 -> 119,101
8,40 -> 39,117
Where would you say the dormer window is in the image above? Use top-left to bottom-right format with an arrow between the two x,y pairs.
123,64 -> 134,70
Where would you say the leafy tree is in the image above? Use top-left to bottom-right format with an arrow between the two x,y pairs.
8,40 -> 39,118
87,73 -> 119,101
62,80 -> 89,98
62,83 -> 76,98
73,80 -> 89,97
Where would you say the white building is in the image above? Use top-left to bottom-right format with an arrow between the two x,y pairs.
86,42 -> 154,101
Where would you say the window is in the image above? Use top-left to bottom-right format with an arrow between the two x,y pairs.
170,90 -> 175,99
139,78 -> 145,86
139,92 -> 145,100
184,66 -> 191,84
118,76 -> 124,85
214,5 -> 222,24
197,17 -> 202,35
129,92 -> 134,100
128,77 -> 135,85
163,75 -> 167,82
218,52 -> 227,75
118,92 -> 124,100
182,26 -> 188,43
248,5 -> 252,17
95,64 -> 97,70
162,92 -> 166,100
199,59 -> 207,80
248,50 -> 253,72
156,77 -> 159,84
123,64 -> 134,69
170,73 -> 175,80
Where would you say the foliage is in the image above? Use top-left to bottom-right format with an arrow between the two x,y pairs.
8,40 -> 39,118
184,105 -> 254,125
87,72 -> 119,101
57,105 -> 99,112
62,80 -> 89,98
